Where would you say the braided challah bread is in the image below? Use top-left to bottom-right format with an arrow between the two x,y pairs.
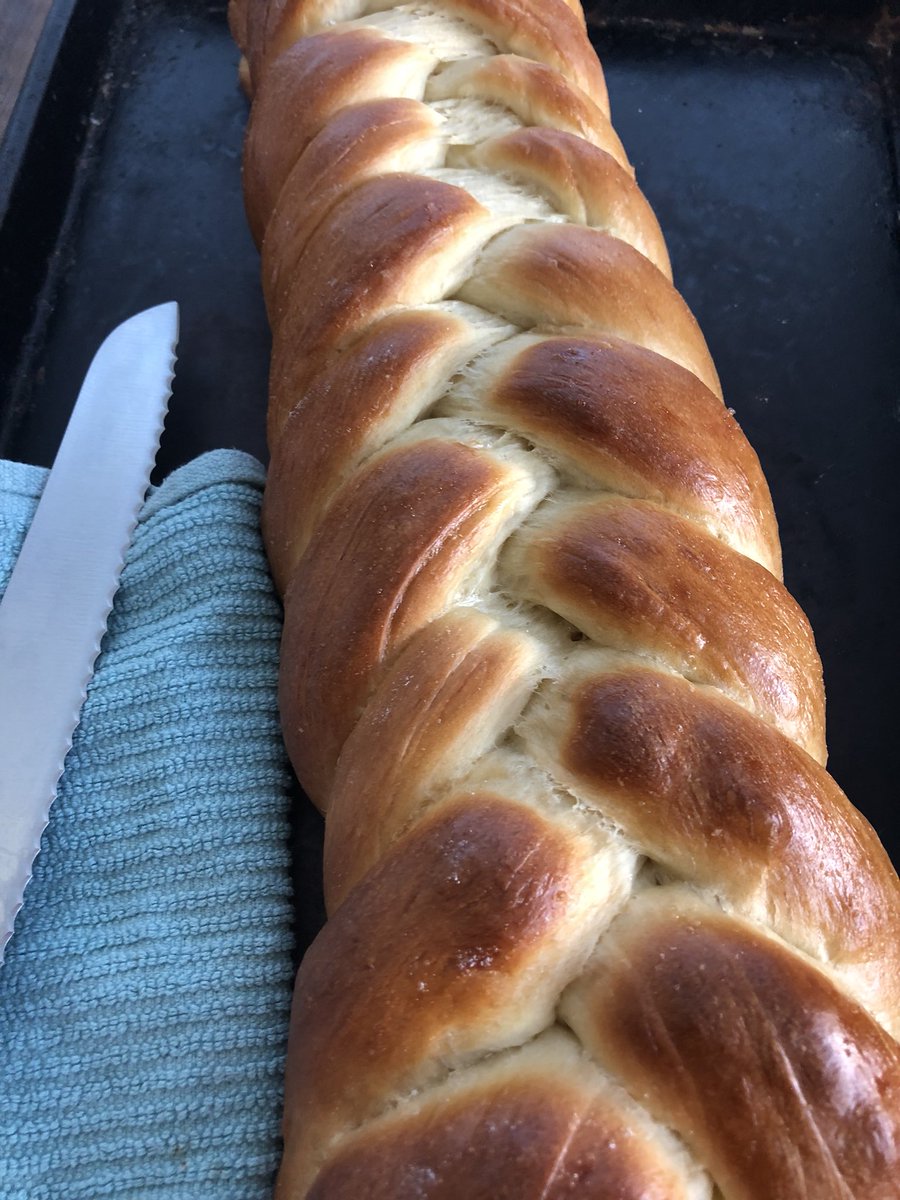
229,2 -> 900,1195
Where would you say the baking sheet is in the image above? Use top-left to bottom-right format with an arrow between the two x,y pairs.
1,0 -> 898,953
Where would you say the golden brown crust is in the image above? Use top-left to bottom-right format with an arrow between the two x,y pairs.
243,27 -> 432,242
562,890 -> 900,1200
280,792 -> 631,1193
260,99 -> 441,322
228,0 -> 249,48
419,0 -> 608,109
266,173 -> 496,416
279,430 -> 544,804
521,659 -> 900,1023
323,610 -> 540,908
248,0 -> 607,108
262,307 -> 478,584
427,55 -> 629,170
232,0 -> 900,1193
306,1033 -> 703,1199
469,129 -> 671,276
457,332 -> 780,572
458,224 -> 722,397
506,496 -> 824,758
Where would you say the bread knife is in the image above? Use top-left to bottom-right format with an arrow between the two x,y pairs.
0,302 -> 179,965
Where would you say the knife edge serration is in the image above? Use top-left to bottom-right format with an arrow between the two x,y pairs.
0,302 -> 179,963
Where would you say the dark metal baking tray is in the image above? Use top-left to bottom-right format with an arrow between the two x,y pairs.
1,0 -> 898,953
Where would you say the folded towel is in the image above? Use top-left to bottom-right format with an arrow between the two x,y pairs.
0,450 -> 293,1200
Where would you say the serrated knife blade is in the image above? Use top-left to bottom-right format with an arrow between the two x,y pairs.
0,302 -> 179,964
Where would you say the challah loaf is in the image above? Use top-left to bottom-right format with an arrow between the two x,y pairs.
230,2 -> 900,1195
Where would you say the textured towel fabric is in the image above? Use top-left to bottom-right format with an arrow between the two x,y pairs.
0,450 -> 293,1200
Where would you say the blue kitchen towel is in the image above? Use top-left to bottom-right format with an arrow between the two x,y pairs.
0,450 -> 294,1200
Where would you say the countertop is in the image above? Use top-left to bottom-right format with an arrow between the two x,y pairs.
0,0 -> 54,144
